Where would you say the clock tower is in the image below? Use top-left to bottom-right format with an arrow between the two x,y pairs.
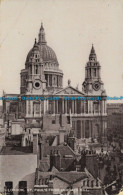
82,45 -> 107,142
82,45 -> 105,96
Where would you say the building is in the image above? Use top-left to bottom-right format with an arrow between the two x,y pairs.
2,23 -> 107,142
0,23 -> 109,194
107,103 -> 123,115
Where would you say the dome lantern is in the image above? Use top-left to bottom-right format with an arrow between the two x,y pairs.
38,22 -> 47,45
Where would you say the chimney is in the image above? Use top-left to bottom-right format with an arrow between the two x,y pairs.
59,126 -> 65,145
50,150 -> 61,171
33,133 -> 38,154
39,140 -> 45,160
67,137 -> 75,151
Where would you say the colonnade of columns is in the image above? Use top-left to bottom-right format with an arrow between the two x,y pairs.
25,98 -> 107,117
46,74 -> 62,88
73,120 -> 93,139
52,99 -> 84,114
73,119 -> 106,139
51,99 -> 107,115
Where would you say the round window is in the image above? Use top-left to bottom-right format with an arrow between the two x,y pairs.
33,80 -> 41,89
35,82 -> 40,88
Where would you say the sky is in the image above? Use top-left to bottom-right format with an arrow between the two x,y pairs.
0,0 -> 123,103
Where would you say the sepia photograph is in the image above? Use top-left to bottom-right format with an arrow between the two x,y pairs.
0,0 -> 123,194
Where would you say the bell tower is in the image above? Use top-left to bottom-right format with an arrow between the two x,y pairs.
82,45 -> 107,142
82,45 -> 105,96
20,38 -> 46,95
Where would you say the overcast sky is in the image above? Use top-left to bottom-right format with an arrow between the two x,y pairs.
0,0 -> 123,103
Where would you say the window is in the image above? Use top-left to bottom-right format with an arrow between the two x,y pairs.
94,102 -> 99,113
53,77 -> 56,85
94,68 -> 96,77
67,116 -> 70,124
35,65 -> 38,74
83,180 -> 85,187
45,74 -> 48,86
57,76 -> 59,86
34,103 -> 40,115
91,180 -> 94,187
49,75 -> 52,86
90,69 -> 91,77
5,181 -> 13,194
77,120 -> 81,138
30,65 -> 32,74
72,121 -> 75,130
87,180 -> 89,187
19,181 -> 27,194
5,181 -> 13,188
52,119 -> 55,124
85,120 -> 89,138
84,101 -> 88,114
96,180 -> 98,186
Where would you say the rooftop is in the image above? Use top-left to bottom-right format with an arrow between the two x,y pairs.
38,171 -> 88,184
0,146 -> 33,155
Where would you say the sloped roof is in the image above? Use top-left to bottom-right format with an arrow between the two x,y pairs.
44,144 -> 76,158
55,172 -> 88,184
43,143 -> 76,171
38,171 -> 88,184
39,161 -> 50,172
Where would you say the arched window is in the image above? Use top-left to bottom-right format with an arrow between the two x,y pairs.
91,180 -> 94,187
83,180 -> 85,186
54,77 -> 56,85
87,179 -> 89,187
94,68 -> 96,77
35,65 -> 38,74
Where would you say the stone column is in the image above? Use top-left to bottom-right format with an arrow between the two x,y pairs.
65,100 -> 67,114
32,64 -> 34,75
74,121 -> 77,137
104,100 -> 105,114
83,121 -> 85,138
102,100 -> 104,114
44,101 -> 46,114
99,101 -> 100,115
75,100 -> 77,114
105,101 -> 107,114
89,121 -> 92,137
56,100 -> 58,114
62,99 -> 64,114
81,121 -> 84,138
40,101 -> 41,116
53,101 -> 55,114
47,75 -> 49,87
90,101 -> 92,114
30,101 -> 33,117
26,100 -> 28,117
88,100 -> 90,114
72,100 -> 74,114
47,100 -> 49,112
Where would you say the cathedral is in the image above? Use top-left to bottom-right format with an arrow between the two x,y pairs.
3,23 -> 107,143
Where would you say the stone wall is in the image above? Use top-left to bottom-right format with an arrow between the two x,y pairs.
0,154 -> 37,192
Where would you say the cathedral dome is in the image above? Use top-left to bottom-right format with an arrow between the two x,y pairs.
39,44 -> 58,64
26,23 -> 58,66
26,44 -> 58,65
24,23 -> 63,92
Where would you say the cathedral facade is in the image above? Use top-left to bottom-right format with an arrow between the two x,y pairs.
3,23 -> 107,143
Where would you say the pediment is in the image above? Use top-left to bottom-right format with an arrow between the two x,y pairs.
54,85 -> 85,96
